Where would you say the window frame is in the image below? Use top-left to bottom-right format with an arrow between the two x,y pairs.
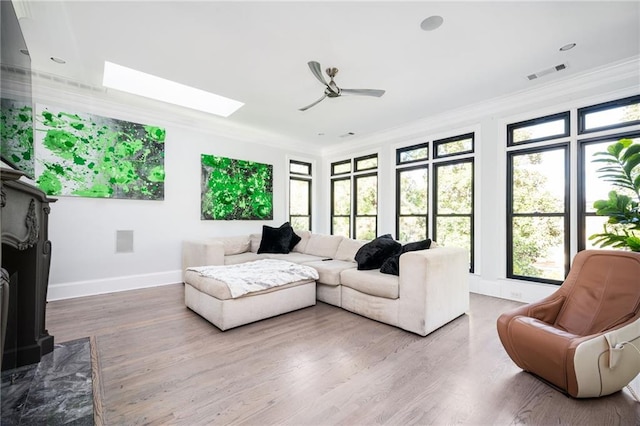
330,176 -> 352,237
331,159 -> 351,176
577,130 -> 640,251
578,94 -> 640,135
506,142 -> 570,284
395,163 -> 429,241
330,154 -> 378,239
354,171 -> 378,240
354,153 -> 378,172
507,111 -> 570,147
433,132 -> 475,159
433,157 -> 475,272
288,159 -> 313,231
396,142 -> 429,165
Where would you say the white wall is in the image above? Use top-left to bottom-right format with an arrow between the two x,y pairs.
22,56 -> 638,302
27,81 -> 322,300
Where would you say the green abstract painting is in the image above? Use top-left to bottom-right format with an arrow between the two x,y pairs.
35,104 -> 165,199
201,154 -> 273,220
1,98 -> 34,178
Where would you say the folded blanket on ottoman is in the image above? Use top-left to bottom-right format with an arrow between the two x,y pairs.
188,259 -> 319,298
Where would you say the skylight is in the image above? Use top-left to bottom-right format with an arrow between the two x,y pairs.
102,61 -> 244,117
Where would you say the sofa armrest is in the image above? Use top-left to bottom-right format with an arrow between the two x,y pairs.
398,246 -> 469,336
181,239 -> 225,281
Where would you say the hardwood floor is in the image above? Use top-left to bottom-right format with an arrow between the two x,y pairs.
46,284 -> 640,425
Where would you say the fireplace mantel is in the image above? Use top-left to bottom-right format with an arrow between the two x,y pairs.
1,167 -> 56,370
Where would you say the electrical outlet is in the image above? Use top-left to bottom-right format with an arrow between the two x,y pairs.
510,291 -> 522,300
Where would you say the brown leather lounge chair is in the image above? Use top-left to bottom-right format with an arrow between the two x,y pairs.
497,250 -> 640,398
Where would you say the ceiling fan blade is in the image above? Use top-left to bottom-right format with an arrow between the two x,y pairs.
340,88 -> 386,97
299,94 -> 327,111
308,61 -> 329,87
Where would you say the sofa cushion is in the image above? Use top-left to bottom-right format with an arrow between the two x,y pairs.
224,252 -> 262,265
354,234 -> 401,270
304,234 -> 343,258
340,268 -> 399,299
380,239 -> 432,276
261,253 -> 325,264
219,236 -> 251,255
258,223 -> 294,254
302,259 -> 357,286
249,233 -> 262,253
335,238 -> 366,262
292,230 -> 312,253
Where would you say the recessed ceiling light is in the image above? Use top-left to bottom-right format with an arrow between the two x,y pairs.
102,61 -> 244,117
19,49 -> 29,56
50,57 -> 66,64
559,43 -> 576,52
420,15 -> 444,31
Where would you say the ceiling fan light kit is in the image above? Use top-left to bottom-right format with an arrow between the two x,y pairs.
299,61 -> 385,111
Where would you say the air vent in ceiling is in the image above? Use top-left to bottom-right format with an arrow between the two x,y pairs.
527,63 -> 568,81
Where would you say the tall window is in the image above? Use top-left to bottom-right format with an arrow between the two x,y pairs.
331,154 -> 378,239
507,113 -> 570,284
396,134 -> 475,271
288,160 -> 312,231
396,143 -> 429,241
578,95 -> 640,251
579,134 -> 640,250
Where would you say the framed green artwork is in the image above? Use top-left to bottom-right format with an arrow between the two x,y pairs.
201,154 -> 273,220
1,97 -> 34,178
34,104 -> 165,199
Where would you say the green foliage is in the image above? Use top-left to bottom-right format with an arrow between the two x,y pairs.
589,139 -> 640,251
201,155 -> 273,220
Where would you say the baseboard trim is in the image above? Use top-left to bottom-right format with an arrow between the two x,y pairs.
469,275 -> 557,303
47,270 -> 182,301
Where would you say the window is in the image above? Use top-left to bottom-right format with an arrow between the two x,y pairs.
578,132 -> 640,251
288,160 -> 312,231
507,112 -> 570,146
395,133 -> 475,271
396,165 -> 428,242
507,145 -> 569,284
434,133 -> 474,158
397,142 -> 429,165
434,159 -> 474,270
330,154 -> 378,239
578,95 -> 640,134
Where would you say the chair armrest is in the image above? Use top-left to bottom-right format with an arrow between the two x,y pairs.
398,246 -> 469,336
181,239 -> 225,281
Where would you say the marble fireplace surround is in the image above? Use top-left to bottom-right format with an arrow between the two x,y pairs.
0,337 -> 103,425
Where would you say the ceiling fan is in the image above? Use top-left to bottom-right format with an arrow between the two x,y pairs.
299,61 -> 385,111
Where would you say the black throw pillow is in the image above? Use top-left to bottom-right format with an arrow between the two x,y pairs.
380,253 -> 401,275
289,228 -> 302,251
258,223 -> 294,254
355,234 -> 402,270
380,238 -> 432,276
402,238 -> 431,253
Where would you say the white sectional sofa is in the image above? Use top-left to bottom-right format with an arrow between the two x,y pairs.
182,230 -> 469,336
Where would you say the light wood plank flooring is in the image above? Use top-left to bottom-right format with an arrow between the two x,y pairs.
46,284 -> 640,425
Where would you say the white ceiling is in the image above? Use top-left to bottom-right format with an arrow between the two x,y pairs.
14,1 -> 640,148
